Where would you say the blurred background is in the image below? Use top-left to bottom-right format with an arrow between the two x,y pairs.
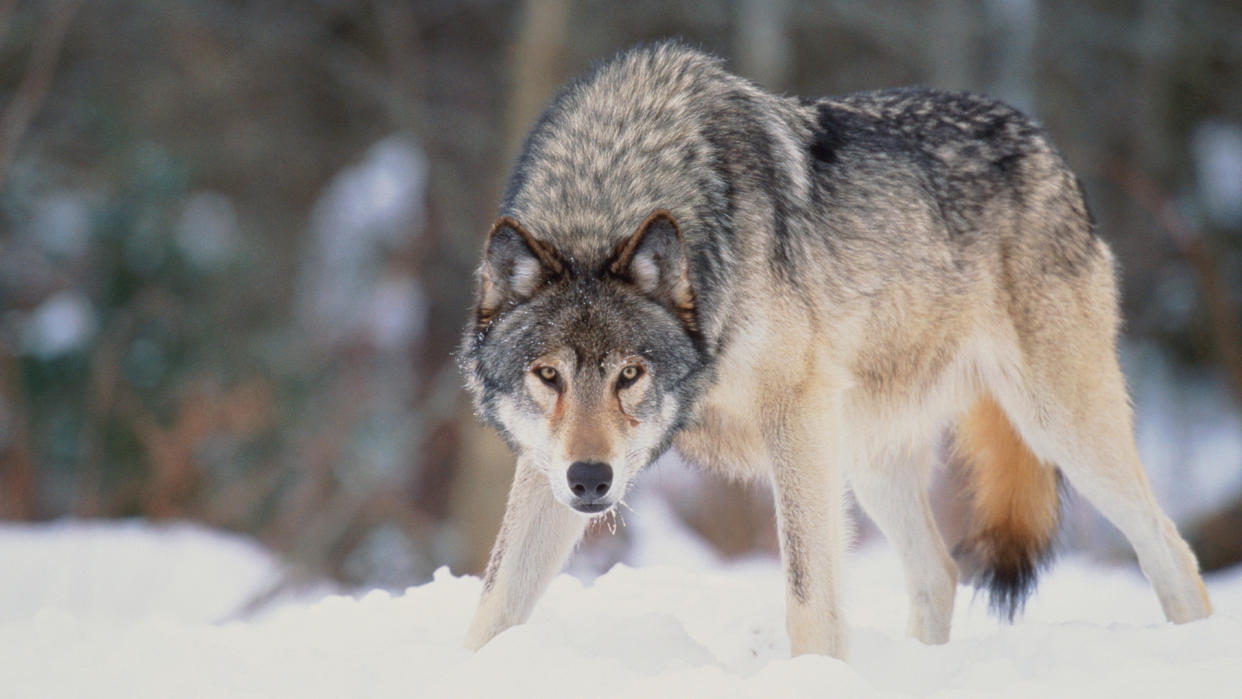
1,0 -> 1240,599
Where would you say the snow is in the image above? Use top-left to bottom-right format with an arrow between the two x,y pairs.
1,520 -> 1239,698
295,134 -> 429,352
26,191 -> 92,261
20,289 -> 97,359
0,521 -> 281,624
1191,119 -> 1242,228
176,191 -> 240,270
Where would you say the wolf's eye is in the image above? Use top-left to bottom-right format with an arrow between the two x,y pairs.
534,366 -> 559,385
617,365 -> 644,389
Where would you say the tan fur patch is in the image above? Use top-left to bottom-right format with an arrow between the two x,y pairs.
563,407 -> 614,463
956,394 -> 1059,549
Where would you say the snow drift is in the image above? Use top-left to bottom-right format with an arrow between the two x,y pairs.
0,520 -> 1238,698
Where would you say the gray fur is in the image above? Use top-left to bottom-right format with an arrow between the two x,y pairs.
460,41 -> 1211,657
465,42 -> 1096,406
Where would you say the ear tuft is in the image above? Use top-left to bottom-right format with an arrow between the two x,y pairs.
609,210 -> 697,330
476,217 -> 563,327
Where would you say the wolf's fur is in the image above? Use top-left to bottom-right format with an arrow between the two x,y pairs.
459,42 -> 1212,657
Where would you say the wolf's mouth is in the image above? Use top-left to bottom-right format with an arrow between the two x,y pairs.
571,501 -> 612,514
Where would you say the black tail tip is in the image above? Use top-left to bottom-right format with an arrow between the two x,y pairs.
954,533 -> 1057,621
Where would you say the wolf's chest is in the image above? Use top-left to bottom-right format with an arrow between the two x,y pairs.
673,391 -> 771,481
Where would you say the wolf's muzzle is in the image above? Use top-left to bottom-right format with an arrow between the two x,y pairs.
567,461 -> 613,512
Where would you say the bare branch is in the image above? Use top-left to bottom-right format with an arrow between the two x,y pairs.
0,0 -> 82,189
1104,157 -> 1242,407
0,0 -> 21,54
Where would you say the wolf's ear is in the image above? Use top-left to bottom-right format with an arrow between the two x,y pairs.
476,217 -> 563,327
609,210 -> 697,330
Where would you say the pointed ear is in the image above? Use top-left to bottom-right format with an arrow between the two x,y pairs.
609,210 -> 697,330
476,217 -> 563,327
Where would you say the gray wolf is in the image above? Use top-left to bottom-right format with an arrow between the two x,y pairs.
458,42 -> 1212,657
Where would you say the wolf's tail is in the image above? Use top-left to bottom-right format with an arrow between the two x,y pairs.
952,393 -> 1062,620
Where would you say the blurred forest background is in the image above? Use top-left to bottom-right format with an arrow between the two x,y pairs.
1,0 -> 1241,595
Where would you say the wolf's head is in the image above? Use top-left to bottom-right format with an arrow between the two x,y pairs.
460,211 -> 705,514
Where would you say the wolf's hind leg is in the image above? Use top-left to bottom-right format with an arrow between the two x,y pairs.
997,362 -> 1212,624
849,440 -> 958,644
464,459 -> 587,650
994,249 -> 1211,623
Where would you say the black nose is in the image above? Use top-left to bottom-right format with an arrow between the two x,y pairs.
567,461 -> 612,499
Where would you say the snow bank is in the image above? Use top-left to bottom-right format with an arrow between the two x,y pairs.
0,520 -> 281,625
1,521 -> 1239,698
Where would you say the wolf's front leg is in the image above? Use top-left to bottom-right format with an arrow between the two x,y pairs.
768,405 -> 849,659
465,459 -> 587,650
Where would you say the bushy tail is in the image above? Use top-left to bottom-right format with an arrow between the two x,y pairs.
953,394 -> 1062,620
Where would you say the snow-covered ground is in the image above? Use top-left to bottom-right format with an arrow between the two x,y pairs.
0,520 -> 1239,698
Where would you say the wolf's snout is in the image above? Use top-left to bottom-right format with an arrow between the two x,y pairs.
567,461 -> 612,499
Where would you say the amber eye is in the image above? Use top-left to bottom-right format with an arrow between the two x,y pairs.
617,365 -> 644,388
534,366 -> 558,385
